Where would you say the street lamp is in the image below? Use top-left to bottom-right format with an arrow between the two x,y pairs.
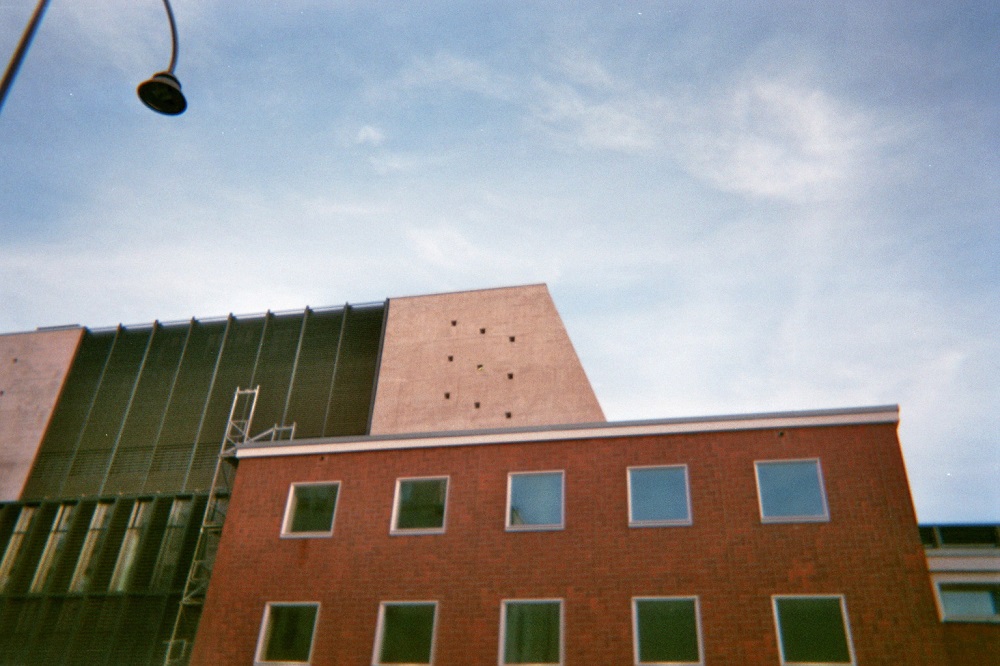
0,0 -> 187,115
137,0 -> 187,115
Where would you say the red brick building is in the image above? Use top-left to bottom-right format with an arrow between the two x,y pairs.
2,284 -> 994,664
191,407 -> 954,665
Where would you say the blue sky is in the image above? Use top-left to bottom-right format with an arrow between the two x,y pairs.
1,1 -> 997,522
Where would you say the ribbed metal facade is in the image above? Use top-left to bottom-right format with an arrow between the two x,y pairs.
0,302 -> 386,665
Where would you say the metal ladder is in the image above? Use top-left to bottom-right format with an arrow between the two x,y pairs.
164,386 -> 295,665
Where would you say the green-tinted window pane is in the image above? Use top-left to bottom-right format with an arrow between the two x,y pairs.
109,500 -> 151,592
509,473 -> 562,527
69,502 -> 114,592
289,484 -> 339,533
396,479 -> 447,530
636,599 -> 700,663
263,604 -> 318,662
630,467 -> 690,524
939,584 -> 1000,619
504,601 -> 560,664
0,506 -> 36,591
30,504 -> 76,592
757,461 -> 827,520
776,598 -> 851,664
151,498 -> 194,590
379,603 -> 435,664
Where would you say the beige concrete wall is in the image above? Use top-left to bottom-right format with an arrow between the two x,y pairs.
0,327 -> 83,500
370,285 -> 603,434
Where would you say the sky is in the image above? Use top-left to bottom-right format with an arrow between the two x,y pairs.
1,1 -> 997,523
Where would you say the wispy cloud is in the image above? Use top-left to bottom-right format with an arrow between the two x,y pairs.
670,77 -> 889,202
394,52 -> 516,100
526,78 -> 662,152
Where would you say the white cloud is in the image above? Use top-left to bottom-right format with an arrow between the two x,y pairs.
670,77 -> 891,203
355,125 -> 385,146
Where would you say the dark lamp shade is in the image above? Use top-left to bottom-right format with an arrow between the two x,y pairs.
137,72 -> 186,115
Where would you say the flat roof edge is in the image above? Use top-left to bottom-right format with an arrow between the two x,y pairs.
237,404 -> 899,459
388,282 -> 546,298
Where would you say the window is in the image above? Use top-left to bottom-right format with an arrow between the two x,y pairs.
773,596 -> 854,665
109,499 -> 151,592
937,582 -> 1000,622
255,602 -> 320,664
391,477 -> 448,535
282,482 -> 340,537
0,505 -> 36,591
501,599 -> 562,665
30,503 -> 76,592
628,466 -> 692,527
632,597 -> 702,665
507,472 -> 564,531
151,497 -> 194,590
69,502 -> 113,592
373,602 -> 437,664
755,460 -> 829,523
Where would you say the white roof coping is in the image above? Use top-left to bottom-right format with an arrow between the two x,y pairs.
237,404 -> 899,459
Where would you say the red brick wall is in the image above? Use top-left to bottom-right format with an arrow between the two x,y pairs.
191,423 -> 948,664
942,624 -> 1000,665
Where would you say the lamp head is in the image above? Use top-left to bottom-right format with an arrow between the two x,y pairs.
137,71 -> 186,115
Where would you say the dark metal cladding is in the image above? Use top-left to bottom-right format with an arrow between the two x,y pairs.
0,302 -> 386,665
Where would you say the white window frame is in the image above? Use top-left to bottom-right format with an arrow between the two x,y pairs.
254,601 -> 320,665
754,459 -> 830,524
931,573 -> 1000,623
372,600 -> 438,665
772,594 -> 856,665
390,476 -> 450,536
631,596 -> 703,665
281,481 -> 340,538
505,471 -> 565,532
498,598 -> 564,666
627,465 -> 693,528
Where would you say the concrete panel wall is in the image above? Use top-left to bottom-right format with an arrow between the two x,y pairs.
0,328 -> 83,500
370,285 -> 604,434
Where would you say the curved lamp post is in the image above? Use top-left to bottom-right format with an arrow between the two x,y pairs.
137,0 -> 186,115
0,0 -> 186,115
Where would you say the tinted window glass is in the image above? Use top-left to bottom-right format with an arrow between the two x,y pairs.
508,473 -> 563,528
629,467 -> 690,525
756,461 -> 827,521
378,603 -> 436,664
503,601 -> 561,664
